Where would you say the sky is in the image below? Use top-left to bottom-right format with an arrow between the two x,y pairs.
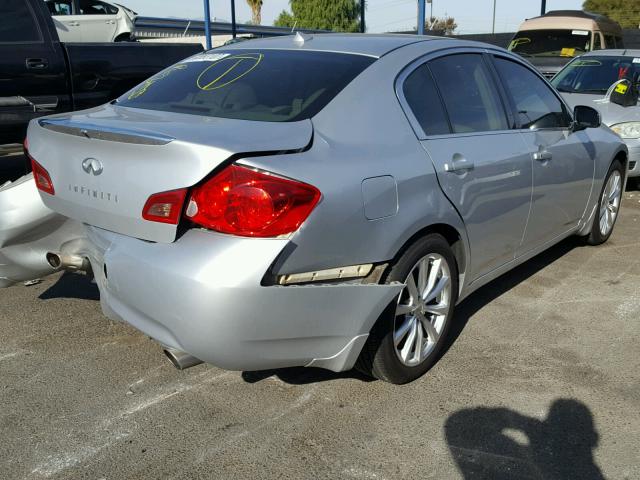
120,0 -> 584,34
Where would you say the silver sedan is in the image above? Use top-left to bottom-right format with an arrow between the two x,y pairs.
0,34 -> 628,384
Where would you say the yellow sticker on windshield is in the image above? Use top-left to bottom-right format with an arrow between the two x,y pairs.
196,53 -> 263,91
615,83 -> 629,94
560,48 -> 576,57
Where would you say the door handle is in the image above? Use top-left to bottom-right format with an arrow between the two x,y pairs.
66,21 -> 80,26
444,155 -> 475,173
533,150 -> 553,162
25,58 -> 49,70
105,20 -> 115,24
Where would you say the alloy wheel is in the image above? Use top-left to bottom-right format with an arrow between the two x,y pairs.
599,170 -> 622,236
393,253 -> 451,367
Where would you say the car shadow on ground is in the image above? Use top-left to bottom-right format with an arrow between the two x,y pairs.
445,398 -> 605,479
39,272 -> 99,301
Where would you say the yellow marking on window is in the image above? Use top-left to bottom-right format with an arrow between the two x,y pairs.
560,48 -> 576,57
127,64 -> 188,100
196,53 -> 263,91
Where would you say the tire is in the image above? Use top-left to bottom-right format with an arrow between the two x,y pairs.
586,160 -> 624,245
356,234 -> 458,384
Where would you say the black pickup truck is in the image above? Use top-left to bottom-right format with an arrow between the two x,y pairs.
0,0 -> 203,146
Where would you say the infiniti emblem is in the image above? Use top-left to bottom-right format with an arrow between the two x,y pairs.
82,157 -> 103,176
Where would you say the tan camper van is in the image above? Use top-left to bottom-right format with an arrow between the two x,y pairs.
509,10 -> 624,78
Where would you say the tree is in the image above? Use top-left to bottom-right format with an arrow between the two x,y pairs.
246,0 -> 263,25
425,16 -> 457,35
583,0 -> 640,29
275,0 -> 361,33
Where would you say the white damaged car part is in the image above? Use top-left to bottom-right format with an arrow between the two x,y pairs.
0,174 -> 83,287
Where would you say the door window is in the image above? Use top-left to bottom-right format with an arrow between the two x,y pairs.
493,57 -> 571,130
429,54 -> 508,134
402,64 -> 451,136
45,0 -> 74,15
0,2 -> 42,42
78,0 -> 118,15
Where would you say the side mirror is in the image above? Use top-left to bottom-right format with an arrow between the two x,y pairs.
572,105 -> 601,131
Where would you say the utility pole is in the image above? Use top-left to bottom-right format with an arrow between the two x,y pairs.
360,0 -> 365,33
418,0 -> 426,35
492,0 -> 496,34
203,0 -> 212,49
541,0 -> 546,16
231,0 -> 236,38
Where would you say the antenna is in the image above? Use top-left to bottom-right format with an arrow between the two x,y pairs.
294,31 -> 312,44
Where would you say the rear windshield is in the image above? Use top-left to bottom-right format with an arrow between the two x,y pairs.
116,49 -> 375,122
552,56 -> 640,94
509,29 -> 592,58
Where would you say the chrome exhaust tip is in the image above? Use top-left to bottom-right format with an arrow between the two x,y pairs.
46,252 -> 90,271
163,348 -> 203,370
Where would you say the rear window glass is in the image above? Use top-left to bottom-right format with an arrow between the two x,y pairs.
117,49 -> 375,122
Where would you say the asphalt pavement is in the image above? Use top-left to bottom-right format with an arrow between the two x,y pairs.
1,156 -> 639,479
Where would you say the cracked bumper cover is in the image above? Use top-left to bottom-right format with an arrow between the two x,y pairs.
0,176 -> 402,372
76,227 -> 402,372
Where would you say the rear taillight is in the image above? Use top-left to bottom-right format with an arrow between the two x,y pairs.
142,189 -> 188,225
185,164 -> 321,237
27,144 -> 55,195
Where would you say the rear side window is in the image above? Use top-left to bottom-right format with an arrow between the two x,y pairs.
429,54 -> 508,133
494,57 -> 571,129
0,2 -> 42,43
402,64 -> 450,136
79,0 -> 118,15
117,50 -> 375,122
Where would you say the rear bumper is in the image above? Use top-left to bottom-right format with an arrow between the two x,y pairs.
73,227 -> 401,372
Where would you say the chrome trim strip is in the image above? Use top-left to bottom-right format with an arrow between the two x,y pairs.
38,119 -> 174,146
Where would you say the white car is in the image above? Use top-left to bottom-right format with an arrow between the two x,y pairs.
44,0 -> 135,42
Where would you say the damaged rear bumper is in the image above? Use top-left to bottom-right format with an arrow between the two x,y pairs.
0,179 -> 401,372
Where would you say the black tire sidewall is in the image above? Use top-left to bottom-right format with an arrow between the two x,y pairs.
589,160 -> 624,245
372,234 -> 459,384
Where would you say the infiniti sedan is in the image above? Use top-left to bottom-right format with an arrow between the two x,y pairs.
0,34 -> 627,384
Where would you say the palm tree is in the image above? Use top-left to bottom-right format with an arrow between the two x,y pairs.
246,0 -> 263,25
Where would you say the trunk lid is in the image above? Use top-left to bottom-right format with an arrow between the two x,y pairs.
27,104 -> 312,243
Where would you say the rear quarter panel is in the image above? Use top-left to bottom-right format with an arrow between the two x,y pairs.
242,40 -> 471,283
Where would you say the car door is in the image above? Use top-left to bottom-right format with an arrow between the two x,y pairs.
75,0 -> 119,42
491,55 -> 593,253
0,0 -> 69,145
399,52 -> 533,282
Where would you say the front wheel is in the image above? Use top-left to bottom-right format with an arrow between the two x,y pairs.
356,234 -> 458,384
586,160 -> 624,245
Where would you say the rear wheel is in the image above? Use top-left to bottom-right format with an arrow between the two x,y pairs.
356,234 -> 458,384
586,160 -> 624,245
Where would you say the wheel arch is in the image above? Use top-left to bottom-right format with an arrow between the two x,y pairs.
387,222 -> 468,292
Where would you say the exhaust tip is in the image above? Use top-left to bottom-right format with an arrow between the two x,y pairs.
46,252 -> 62,269
46,252 -> 90,272
163,348 -> 203,370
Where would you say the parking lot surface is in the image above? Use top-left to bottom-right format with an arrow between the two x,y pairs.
1,158 -> 639,479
